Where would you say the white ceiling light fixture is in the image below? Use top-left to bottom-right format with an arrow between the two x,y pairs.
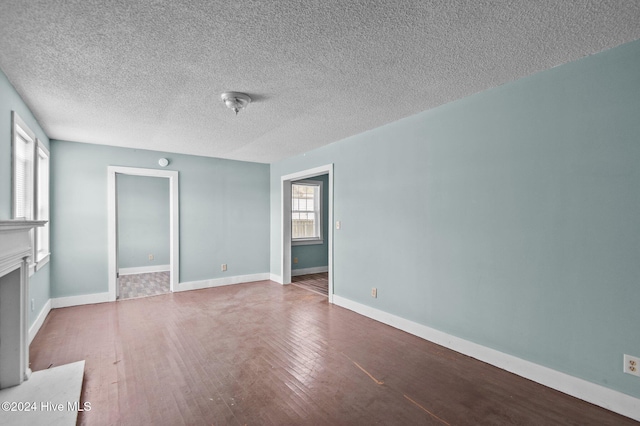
221,92 -> 251,115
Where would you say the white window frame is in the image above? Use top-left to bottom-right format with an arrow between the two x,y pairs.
34,139 -> 50,268
11,111 -> 49,271
12,112 -> 35,221
291,180 -> 323,246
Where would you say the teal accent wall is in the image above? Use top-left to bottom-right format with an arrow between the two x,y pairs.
270,40 -> 640,398
0,68 -> 51,326
117,174 -> 170,269
50,140 -> 270,297
291,174 -> 329,271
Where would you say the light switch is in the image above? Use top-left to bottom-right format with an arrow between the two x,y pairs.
336,221 -> 341,230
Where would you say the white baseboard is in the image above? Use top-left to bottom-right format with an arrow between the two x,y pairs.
332,295 -> 640,422
291,266 -> 328,276
48,274 -> 271,308
270,273 -> 283,284
175,273 -> 270,292
52,292 -> 110,309
119,264 -> 170,275
29,299 -> 52,344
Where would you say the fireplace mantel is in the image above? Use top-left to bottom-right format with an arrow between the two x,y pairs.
0,220 -> 47,273
0,219 -> 46,389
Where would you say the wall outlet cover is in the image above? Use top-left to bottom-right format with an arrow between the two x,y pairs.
624,354 -> 640,377
221,264 -> 227,272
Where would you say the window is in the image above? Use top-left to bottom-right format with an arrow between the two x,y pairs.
292,180 -> 323,245
35,140 -> 50,265
12,112 -> 35,220
12,111 -> 50,269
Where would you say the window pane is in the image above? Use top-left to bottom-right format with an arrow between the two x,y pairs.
14,125 -> 34,220
35,142 -> 50,260
292,183 -> 321,239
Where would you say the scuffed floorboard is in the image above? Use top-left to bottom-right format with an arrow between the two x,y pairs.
29,282 -> 638,425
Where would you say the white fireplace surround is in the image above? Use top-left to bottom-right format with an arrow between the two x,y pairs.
0,220 -> 46,390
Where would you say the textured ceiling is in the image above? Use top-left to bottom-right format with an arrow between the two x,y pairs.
1,1 -> 639,163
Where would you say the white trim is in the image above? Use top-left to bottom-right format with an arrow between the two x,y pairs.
0,221 -> 44,276
0,220 -> 47,232
34,139 -> 50,265
291,238 -> 324,246
333,295 -> 640,422
280,164 -> 333,303
281,180 -> 292,285
292,179 -> 323,243
51,292 -> 110,309
174,273 -> 270,292
28,299 -> 51,344
34,253 -> 50,272
0,219 -> 44,387
119,264 -> 171,275
281,165 -> 332,182
11,111 -> 36,222
291,266 -> 328,276
269,273 -> 283,284
48,274 -> 269,307
107,166 -> 179,302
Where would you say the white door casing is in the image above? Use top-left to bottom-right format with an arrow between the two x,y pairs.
280,164 -> 334,303
107,166 -> 179,301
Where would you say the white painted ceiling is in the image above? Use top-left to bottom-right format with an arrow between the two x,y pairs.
1,1 -> 639,164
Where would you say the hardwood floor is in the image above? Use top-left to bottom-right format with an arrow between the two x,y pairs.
30,281 -> 636,425
291,272 -> 328,296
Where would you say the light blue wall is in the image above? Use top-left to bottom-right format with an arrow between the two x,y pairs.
117,174 -> 170,269
291,174 -> 329,271
0,69 -> 51,326
50,141 -> 270,297
270,40 -> 640,398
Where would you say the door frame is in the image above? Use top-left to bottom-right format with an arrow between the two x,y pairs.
107,166 -> 179,301
281,164 -> 333,303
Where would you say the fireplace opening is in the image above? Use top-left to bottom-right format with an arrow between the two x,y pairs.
0,267 -> 22,389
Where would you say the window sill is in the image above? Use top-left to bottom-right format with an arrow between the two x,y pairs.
35,253 -> 50,272
292,239 -> 324,246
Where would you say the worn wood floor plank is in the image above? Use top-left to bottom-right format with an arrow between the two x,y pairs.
29,280 -> 637,425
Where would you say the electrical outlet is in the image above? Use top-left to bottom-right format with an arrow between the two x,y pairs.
336,221 -> 341,230
371,288 -> 377,298
221,264 -> 227,272
624,354 -> 640,377
148,254 -> 154,261
293,257 -> 298,264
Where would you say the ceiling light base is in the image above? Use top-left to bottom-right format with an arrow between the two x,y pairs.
221,92 -> 251,115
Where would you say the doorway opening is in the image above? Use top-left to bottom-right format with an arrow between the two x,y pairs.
107,166 -> 179,302
116,174 -> 170,300
281,164 -> 333,302
290,174 -> 329,296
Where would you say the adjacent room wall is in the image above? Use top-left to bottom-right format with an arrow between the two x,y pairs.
117,174 -> 170,270
51,140 -> 270,298
270,39 -> 640,399
0,69 -> 51,327
291,174 -> 329,272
